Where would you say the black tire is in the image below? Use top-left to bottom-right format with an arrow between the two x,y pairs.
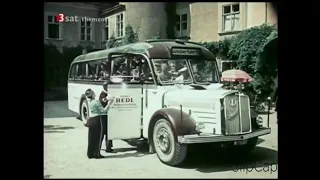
229,137 -> 258,156
152,119 -> 187,166
80,99 -> 89,127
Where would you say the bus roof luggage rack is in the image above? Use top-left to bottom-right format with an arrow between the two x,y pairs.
145,39 -> 203,46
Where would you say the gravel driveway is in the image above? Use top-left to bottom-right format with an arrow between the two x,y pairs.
44,101 -> 278,178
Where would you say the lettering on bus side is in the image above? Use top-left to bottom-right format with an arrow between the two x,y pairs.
115,98 -> 134,103
113,96 -> 137,111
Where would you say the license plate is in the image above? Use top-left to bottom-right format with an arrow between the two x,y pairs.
234,140 -> 248,145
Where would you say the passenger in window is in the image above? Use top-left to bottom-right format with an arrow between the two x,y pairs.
130,66 -> 140,82
85,89 -> 115,159
99,64 -> 107,80
169,61 -> 178,78
119,63 -> 127,75
153,63 -> 161,74
175,67 -> 191,83
141,60 -> 154,82
159,62 -> 173,81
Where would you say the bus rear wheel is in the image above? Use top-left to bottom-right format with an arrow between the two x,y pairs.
80,99 -> 89,127
152,119 -> 187,166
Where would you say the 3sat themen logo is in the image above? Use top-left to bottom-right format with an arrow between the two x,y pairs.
56,13 -> 107,23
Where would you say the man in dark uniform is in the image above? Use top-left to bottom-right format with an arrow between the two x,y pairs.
99,81 -> 114,152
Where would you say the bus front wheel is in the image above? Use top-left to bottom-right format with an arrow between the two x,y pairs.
152,119 -> 187,166
80,99 -> 89,126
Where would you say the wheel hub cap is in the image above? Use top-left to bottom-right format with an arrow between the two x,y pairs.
156,128 -> 171,154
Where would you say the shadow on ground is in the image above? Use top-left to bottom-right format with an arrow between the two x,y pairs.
179,139 -> 277,173
44,101 -> 78,119
44,125 -> 75,133
104,144 -> 152,159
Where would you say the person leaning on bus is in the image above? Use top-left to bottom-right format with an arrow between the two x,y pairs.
85,89 -> 115,159
99,81 -> 114,153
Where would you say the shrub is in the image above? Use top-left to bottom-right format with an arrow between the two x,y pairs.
122,24 -> 139,45
106,24 -> 139,49
106,34 -> 120,49
199,24 -> 277,103
152,32 -> 161,39
253,30 -> 278,101
202,38 -> 232,60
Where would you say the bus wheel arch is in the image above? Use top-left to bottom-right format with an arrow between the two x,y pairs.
148,108 -> 197,166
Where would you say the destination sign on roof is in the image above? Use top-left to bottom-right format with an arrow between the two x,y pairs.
172,48 -> 200,56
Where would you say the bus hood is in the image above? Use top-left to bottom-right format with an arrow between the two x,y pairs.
163,84 -> 238,105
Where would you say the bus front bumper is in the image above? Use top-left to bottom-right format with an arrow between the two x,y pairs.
177,128 -> 271,144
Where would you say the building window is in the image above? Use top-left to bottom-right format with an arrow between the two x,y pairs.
47,15 -> 60,39
175,13 -> 188,37
103,18 -> 109,41
116,13 -> 124,37
222,3 -> 240,32
80,20 -> 92,41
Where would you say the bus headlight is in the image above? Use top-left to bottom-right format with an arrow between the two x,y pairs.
195,122 -> 205,132
256,116 -> 263,127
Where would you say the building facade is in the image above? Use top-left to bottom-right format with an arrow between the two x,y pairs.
44,2 -> 277,59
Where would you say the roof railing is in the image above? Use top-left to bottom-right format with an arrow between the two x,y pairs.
145,39 -> 203,46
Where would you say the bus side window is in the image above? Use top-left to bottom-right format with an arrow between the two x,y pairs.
76,63 -> 87,80
69,64 -> 77,80
88,61 -> 98,80
97,59 -> 108,81
110,56 -> 130,83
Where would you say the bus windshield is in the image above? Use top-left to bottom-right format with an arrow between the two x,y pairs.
189,59 -> 219,84
152,59 -> 192,84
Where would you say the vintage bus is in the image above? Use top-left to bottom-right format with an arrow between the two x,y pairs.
68,39 -> 271,166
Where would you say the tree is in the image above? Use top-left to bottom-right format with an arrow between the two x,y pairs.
122,24 -> 139,45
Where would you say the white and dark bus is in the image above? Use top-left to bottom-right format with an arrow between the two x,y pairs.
68,39 -> 271,166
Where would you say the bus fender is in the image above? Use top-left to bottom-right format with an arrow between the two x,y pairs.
148,108 -> 198,142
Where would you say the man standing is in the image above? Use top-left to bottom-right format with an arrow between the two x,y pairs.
99,81 -> 114,152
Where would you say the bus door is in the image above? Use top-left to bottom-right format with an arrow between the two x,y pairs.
106,53 -> 144,140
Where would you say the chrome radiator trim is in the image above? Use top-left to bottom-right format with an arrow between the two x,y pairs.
224,93 -> 252,135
